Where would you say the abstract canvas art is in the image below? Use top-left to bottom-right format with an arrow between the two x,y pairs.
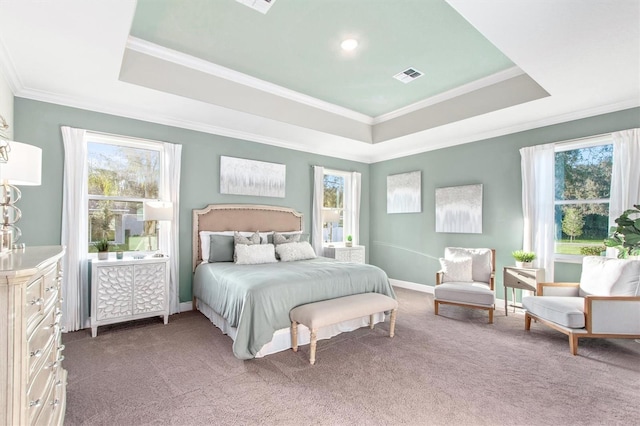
387,171 -> 421,214
435,184 -> 483,233
220,156 -> 286,198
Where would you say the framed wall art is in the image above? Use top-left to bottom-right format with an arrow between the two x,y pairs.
387,171 -> 421,214
435,184 -> 483,233
220,156 -> 286,198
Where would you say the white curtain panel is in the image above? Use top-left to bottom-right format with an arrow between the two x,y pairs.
610,128 -> 640,227
520,143 -> 556,281
311,166 -> 324,256
350,171 -> 361,244
60,126 -> 89,331
160,142 -> 182,314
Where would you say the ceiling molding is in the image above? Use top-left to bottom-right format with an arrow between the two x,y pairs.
127,36 -> 374,125
372,66 -> 525,125
13,85 -> 374,164
368,97 -> 640,163
0,31 -> 23,95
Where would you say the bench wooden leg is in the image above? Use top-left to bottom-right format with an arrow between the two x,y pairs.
309,329 -> 317,365
389,309 -> 397,338
369,314 -> 374,329
291,321 -> 298,352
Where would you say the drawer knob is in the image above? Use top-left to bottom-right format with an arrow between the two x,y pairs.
28,297 -> 44,306
45,285 -> 56,292
29,399 -> 41,408
30,349 -> 43,358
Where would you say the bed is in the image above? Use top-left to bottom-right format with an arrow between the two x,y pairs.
192,204 -> 396,360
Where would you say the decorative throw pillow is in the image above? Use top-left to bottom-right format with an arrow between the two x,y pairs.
234,244 -> 278,265
579,256 -> 640,296
234,231 -> 261,246
273,232 -> 301,245
208,234 -> 234,263
439,257 -> 473,283
444,247 -> 492,282
276,241 -> 317,262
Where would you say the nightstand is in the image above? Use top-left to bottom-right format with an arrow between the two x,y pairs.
503,266 -> 545,315
90,256 -> 170,337
323,245 -> 365,264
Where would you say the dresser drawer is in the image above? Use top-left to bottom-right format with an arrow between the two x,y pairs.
504,268 -> 537,291
27,339 -> 57,425
27,307 -> 60,379
25,264 -> 58,330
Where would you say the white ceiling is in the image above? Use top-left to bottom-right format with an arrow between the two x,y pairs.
0,0 -> 638,163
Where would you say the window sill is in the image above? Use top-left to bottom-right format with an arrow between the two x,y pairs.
554,254 -> 584,264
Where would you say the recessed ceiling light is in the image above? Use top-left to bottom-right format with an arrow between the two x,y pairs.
341,39 -> 358,51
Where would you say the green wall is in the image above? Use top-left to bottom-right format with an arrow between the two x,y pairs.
13,98 -> 370,304
370,107 -> 640,300
14,97 -> 640,305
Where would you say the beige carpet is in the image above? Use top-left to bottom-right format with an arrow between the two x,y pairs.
62,287 -> 640,425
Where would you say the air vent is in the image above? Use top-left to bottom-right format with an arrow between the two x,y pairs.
393,68 -> 424,84
235,0 -> 276,14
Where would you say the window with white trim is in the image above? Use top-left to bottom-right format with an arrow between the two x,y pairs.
554,136 -> 613,259
322,169 -> 352,244
87,133 -> 164,253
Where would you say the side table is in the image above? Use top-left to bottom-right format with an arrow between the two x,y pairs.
503,266 -> 545,315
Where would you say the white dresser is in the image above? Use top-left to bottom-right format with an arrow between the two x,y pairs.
323,245 -> 365,264
91,256 -> 170,337
0,246 -> 66,426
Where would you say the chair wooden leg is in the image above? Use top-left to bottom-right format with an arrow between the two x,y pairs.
309,329 -> 317,365
434,300 -> 439,316
389,309 -> 397,338
291,321 -> 298,352
524,313 -> 532,330
569,334 -> 579,356
488,308 -> 494,324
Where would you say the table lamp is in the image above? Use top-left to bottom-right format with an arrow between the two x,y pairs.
0,140 -> 42,252
143,201 -> 173,255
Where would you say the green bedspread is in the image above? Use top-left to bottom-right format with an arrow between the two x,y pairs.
193,257 -> 395,359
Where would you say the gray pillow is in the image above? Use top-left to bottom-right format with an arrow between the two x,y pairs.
270,232 -> 309,245
208,234 -> 234,263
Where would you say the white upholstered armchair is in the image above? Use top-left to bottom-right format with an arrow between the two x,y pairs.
523,256 -> 640,355
434,248 -> 496,323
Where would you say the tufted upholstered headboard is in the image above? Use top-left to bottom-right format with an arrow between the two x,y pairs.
192,204 -> 303,271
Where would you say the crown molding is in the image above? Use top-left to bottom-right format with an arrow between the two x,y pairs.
126,36 -> 374,125
14,86 -> 373,163
368,97 -> 640,163
0,32 -> 23,95
372,66 -> 525,125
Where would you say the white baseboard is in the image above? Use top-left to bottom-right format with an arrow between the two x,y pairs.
179,301 -> 193,312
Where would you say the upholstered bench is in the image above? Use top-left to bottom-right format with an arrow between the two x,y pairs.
290,293 -> 398,365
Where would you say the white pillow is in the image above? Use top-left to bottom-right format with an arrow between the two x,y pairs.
200,230 -> 273,263
276,241 -> 317,262
234,243 -> 278,265
579,256 -> 640,296
445,247 -> 492,282
439,257 -> 473,283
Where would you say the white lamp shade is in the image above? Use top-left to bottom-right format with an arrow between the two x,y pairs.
143,201 -> 173,221
322,209 -> 341,223
0,141 -> 42,185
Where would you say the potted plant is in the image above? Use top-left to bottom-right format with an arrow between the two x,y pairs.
94,238 -> 110,260
604,204 -> 640,259
345,235 -> 353,247
512,250 -> 536,268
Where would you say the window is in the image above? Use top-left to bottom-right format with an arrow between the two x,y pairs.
87,133 -> 163,253
554,137 -> 613,258
322,169 -> 352,244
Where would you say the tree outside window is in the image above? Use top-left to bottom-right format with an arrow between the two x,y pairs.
87,137 -> 162,253
554,143 -> 612,255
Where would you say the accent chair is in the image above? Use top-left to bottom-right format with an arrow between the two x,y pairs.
434,247 -> 496,323
523,256 -> 640,355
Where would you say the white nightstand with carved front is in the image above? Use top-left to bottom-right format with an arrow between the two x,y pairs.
323,245 -> 365,264
91,256 -> 169,337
